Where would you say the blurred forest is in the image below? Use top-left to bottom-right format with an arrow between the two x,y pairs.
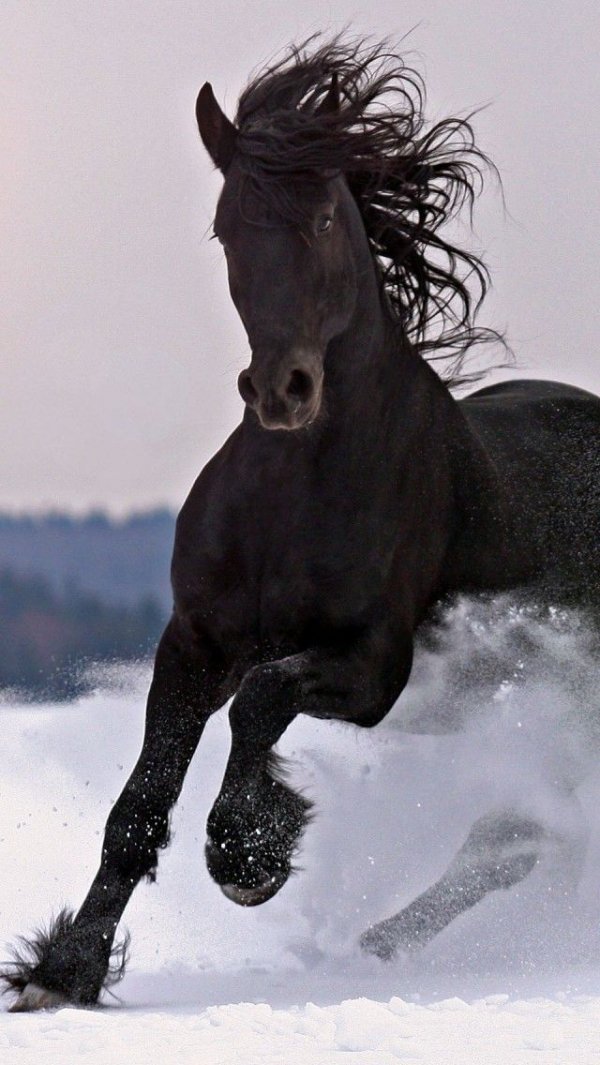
0,510 -> 175,700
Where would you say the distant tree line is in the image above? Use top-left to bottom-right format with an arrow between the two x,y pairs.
0,510 -> 175,701
0,569 -> 166,701
0,509 -> 175,608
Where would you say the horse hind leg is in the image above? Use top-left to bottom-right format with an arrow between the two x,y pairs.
360,809 -> 547,960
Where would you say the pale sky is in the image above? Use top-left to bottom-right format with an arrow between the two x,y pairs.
2,1 -> 599,513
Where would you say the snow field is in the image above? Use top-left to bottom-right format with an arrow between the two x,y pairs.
2,995 -> 600,1065
2,595 -> 600,1061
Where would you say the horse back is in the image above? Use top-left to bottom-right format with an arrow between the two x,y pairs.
461,379 -> 600,604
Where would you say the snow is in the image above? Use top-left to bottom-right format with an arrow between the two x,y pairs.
2,595 -> 600,1063
3,996 -> 600,1064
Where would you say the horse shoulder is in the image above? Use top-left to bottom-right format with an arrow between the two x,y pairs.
170,428 -> 261,647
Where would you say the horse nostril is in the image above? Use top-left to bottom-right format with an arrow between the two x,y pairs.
286,369 -> 314,405
238,370 -> 258,406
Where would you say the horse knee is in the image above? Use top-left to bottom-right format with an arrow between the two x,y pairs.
102,798 -> 171,881
452,810 -> 544,896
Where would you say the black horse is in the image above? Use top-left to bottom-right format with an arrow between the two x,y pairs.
4,37 -> 599,1010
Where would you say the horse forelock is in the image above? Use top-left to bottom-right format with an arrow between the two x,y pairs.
227,33 -> 508,389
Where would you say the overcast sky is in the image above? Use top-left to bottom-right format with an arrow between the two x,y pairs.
2,1 -> 599,513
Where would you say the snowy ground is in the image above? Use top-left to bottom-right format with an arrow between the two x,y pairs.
2,595 -> 600,1063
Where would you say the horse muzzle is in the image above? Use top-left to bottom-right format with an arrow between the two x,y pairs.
237,351 -> 324,430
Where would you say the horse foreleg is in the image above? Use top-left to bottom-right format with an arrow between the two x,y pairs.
2,619 -> 226,1010
360,809 -> 547,959
205,632 -> 413,904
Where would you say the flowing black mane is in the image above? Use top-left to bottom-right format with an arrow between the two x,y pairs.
233,35 -> 501,387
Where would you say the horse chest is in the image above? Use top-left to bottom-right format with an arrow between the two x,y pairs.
259,542 -> 352,633
184,509 -> 380,655
174,428 -> 403,657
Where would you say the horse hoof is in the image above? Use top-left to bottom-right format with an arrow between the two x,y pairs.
359,924 -> 399,961
219,875 -> 283,906
8,982 -> 69,1012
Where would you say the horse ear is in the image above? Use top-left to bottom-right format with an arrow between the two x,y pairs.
196,82 -> 237,173
315,73 -> 340,117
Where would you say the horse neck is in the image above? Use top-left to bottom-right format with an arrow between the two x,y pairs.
321,276 -> 504,544
322,277 -> 459,459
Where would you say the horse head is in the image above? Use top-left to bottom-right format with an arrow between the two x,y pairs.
196,81 -> 365,431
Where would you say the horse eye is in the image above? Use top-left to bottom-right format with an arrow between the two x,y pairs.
315,213 -> 333,234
